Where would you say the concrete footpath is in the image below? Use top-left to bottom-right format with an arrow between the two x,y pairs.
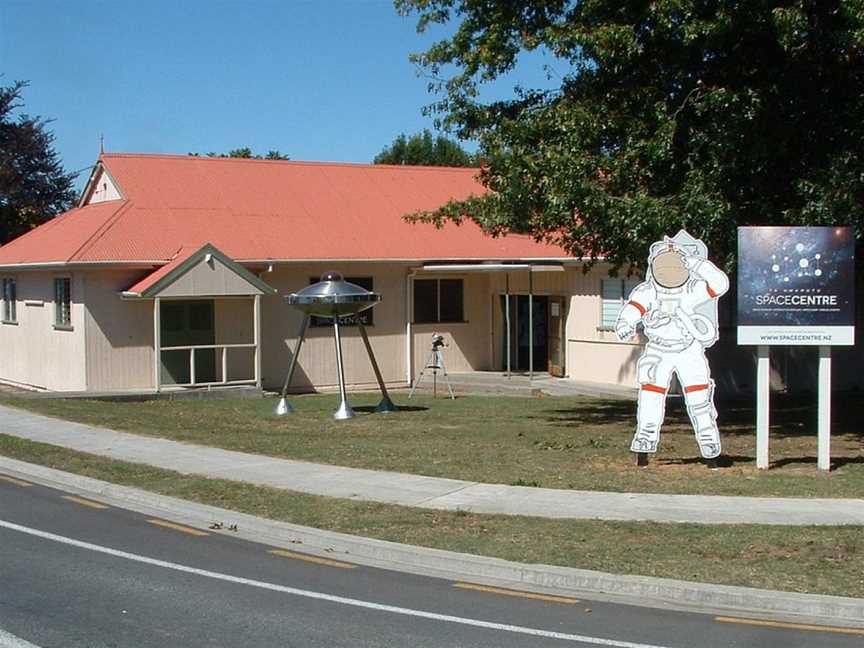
0,404 -> 862,526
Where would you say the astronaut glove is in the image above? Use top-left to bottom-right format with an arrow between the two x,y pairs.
616,321 -> 636,341
680,253 -> 703,274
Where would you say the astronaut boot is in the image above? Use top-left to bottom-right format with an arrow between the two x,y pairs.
684,387 -> 721,462
631,389 -> 665,456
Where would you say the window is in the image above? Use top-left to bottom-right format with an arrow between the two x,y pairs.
600,278 -> 640,329
54,277 -> 72,328
2,277 -> 16,323
309,276 -> 374,327
413,278 -> 464,324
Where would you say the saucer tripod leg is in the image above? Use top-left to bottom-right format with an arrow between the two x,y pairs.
274,315 -> 310,416
357,322 -> 396,412
332,318 -> 355,420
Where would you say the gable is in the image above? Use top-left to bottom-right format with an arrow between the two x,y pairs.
158,254 -> 267,297
81,164 -> 123,206
123,243 -> 276,298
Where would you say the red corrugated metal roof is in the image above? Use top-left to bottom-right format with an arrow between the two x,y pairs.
124,244 -> 199,294
0,153 -> 568,266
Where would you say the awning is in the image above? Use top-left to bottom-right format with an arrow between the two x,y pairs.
418,263 -> 564,273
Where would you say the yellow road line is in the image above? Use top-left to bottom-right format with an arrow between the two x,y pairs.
0,475 -> 32,487
146,519 -> 209,537
269,549 -> 356,569
715,616 -> 864,636
61,495 -> 109,510
454,582 -> 579,605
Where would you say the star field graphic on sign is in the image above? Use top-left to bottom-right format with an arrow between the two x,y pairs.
737,227 -> 855,345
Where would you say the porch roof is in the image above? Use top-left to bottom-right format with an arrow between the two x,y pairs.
122,243 -> 276,299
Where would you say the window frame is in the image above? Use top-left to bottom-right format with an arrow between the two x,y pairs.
2,276 -> 17,324
53,275 -> 73,330
599,277 -> 641,331
413,278 -> 465,324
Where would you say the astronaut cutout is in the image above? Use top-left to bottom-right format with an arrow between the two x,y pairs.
615,230 -> 730,466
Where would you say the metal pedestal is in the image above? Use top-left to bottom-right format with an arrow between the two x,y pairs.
331,319 -> 355,420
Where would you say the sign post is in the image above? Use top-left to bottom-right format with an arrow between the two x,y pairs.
818,345 -> 832,471
737,226 -> 855,471
756,345 -> 770,470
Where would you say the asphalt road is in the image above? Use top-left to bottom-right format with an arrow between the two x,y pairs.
0,476 -> 861,648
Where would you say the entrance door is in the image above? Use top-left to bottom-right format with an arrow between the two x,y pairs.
160,300 -> 216,385
548,297 -> 566,377
500,295 -> 548,372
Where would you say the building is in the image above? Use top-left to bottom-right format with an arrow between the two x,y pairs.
0,153 -> 857,395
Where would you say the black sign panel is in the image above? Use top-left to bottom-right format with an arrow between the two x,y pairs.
737,226 -> 855,345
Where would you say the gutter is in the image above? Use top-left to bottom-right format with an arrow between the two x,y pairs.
0,261 -> 168,271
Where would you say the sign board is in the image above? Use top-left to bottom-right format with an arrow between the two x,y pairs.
737,226 -> 855,345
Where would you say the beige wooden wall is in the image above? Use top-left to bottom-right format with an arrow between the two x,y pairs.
410,272 -> 493,377
0,271 -> 88,390
83,269 -> 154,391
258,264 -> 494,391
260,264 -> 408,391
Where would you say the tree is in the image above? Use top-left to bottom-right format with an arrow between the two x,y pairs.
396,1 -> 864,269
188,148 -> 290,160
374,129 -> 475,166
0,81 -> 77,244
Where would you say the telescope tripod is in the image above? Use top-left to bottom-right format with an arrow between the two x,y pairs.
408,346 -> 455,400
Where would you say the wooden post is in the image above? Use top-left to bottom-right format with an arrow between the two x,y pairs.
253,294 -> 262,389
222,346 -> 228,384
528,269 -> 534,381
505,274 -> 511,379
153,297 -> 161,392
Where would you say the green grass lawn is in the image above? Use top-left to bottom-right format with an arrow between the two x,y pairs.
1,433 -> 862,598
2,391 -> 862,498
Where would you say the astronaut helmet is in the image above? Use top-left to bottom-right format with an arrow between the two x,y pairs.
647,230 -> 707,288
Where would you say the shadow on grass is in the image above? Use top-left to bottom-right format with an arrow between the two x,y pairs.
770,455 -> 864,469
540,393 -> 864,441
352,405 -> 429,413
657,454 -> 752,468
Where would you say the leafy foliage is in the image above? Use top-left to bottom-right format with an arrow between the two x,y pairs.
0,81 -> 77,244
374,129 -> 475,166
188,148 -> 290,160
396,0 -> 864,269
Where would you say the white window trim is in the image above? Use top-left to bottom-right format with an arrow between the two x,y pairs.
2,275 -> 17,324
599,277 -> 640,331
53,274 -> 73,330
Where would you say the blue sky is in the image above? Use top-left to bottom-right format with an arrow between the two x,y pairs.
1,0 -> 557,191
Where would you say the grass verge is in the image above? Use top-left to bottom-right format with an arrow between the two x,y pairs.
2,392 -> 862,497
1,433 -> 862,599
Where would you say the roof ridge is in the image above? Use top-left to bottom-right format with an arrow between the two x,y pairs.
67,200 -> 134,262
100,152 -> 480,173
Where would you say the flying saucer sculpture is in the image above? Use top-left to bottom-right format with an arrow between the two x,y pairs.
275,271 -> 396,420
